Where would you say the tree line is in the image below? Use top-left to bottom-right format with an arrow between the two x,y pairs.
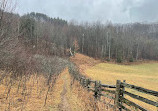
20,13 -> 158,62
74,22 -> 158,62
21,12 -> 158,62
1,2 -> 158,77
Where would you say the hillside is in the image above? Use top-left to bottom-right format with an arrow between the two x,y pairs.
70,53 -> 158,111
71,53 -> 158,91
70,53 -> 100,72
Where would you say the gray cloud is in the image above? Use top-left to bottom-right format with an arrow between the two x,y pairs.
129,0 -> 158,22
14,0 -> 158,23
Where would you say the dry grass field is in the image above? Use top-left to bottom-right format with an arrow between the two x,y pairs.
0,72 -> 59,111
85,62 -> 158,110
0,68 -> 98,111
85,63 -> 158,91
0,53 -> 157,110
71,53 -> 158,111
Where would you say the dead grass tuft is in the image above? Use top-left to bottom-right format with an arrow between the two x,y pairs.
70,53 -> 100,73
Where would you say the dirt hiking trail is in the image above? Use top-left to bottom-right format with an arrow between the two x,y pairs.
50,68 -> 89,111
58,71 -> 72,111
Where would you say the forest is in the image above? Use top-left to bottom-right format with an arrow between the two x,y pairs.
1,8 -> 158,74
1,2 -> 158,76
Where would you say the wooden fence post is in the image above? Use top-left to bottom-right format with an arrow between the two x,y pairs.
114,80 -> 121,111
98,81 -> 101,100
83,78 -> 86,87
122,80 -> 126,98
94,81 -> 98,99
87,79 -> 91,91
80,77 -> 82,84
85,79 -> 89,88
77,75 -> 79,81
81,77 -> 84,86
119,80 -> 126,111
94,81 -> 101,99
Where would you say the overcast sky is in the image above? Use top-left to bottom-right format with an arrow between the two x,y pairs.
13,0 -> 158,23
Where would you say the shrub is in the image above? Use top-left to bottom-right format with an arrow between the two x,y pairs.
116,57 -> 123,63
129,57 -> 134,62
106,58 -> 111,62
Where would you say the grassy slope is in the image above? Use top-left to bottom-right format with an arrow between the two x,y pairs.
85,63 -> 158,111
71,53 -> 158,110
70,53 -> 100,73
85,63 -> 158,91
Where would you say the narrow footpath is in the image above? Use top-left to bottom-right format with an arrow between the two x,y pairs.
50,68 -> 86,111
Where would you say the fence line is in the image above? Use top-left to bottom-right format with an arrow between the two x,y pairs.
68,66 -> 158,111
